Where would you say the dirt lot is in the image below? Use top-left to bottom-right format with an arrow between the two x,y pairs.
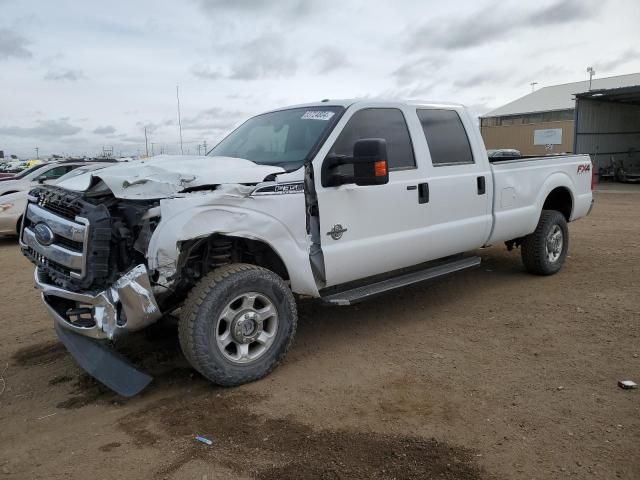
1,189 -> 639,480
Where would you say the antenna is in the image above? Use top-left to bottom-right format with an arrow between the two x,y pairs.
530,81 -> 538,92
176,85 -> 184,154
586,66 -> 596,90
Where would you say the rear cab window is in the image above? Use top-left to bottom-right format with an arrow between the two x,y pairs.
417,109 -> 475,166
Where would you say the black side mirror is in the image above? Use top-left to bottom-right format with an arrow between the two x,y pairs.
36,175 -> 47,184
321,138 -> 389,187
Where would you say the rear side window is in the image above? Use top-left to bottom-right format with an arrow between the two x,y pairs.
417,109 -> 475,166
40,165 -> 76,179
330,108 -> 415,170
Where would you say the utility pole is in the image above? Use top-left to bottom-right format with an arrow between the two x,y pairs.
151,142 -> 155,156
203,140 -> 207,154
587,66 -> 596,90
530,82 -> 538,92
144,126 -> 149,157
35,146 -> 39,159
176,85 -> 184,155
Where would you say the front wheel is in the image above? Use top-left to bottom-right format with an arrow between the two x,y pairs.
521,210 -> 569,275
179,263 -> 297,386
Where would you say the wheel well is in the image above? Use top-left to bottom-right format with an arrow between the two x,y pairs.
177,233 -> 290,285
543,187 -> 572,221
0,191 -> 19,196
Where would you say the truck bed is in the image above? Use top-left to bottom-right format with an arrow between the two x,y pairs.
487,154 -> 593,245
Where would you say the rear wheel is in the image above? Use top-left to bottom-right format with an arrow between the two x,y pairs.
521,210 -> 569,275
179,263 -> 297,386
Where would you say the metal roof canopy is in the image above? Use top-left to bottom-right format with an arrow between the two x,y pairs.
574,85 -> 640,165
575,85 -> 640,106
482,72 -> 640,118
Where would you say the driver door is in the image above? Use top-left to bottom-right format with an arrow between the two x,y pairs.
313,104 -> 431,287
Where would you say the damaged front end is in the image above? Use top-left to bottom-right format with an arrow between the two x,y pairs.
20,184 -> 166,396
35,264 -> 160,397
35,264 -> 161,340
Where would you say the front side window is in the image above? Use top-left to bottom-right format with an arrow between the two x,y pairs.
329,108 -> 416,171
417,109 -> 475,166
208,106 -> 343,170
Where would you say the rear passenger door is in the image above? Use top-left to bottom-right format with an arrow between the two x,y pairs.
413,108 -> 493,259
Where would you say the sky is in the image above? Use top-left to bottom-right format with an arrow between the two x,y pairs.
0,0 -> 639,158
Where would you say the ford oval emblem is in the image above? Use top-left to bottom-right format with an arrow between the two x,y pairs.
34,223 -> 55,246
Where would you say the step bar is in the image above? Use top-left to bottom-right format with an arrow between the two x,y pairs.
321,256 -> 481,306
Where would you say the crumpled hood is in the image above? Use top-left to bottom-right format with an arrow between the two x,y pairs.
58,155 -> 285,200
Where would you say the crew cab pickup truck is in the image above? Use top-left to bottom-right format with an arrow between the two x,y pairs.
20,100 -> 593,396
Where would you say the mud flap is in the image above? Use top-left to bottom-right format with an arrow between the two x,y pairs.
54,322 -> 153,397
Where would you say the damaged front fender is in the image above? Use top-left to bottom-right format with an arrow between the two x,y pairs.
146,187 -> 319,296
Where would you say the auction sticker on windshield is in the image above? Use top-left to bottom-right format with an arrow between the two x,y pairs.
301,111 -> 335,121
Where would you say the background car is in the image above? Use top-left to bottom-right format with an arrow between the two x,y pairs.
0,160 -> 93,196
487,148 -> 522,159
0,162 -> 113,237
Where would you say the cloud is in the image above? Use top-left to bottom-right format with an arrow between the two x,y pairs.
117,135 -> 146,143
229,33 -> 297,80
44,69 -> 86,81
192,33 -> 297,81
182,107 -> 245,132
0,28 -> 32,60
528,0 -> 593,25
0,118 -> 82,138
190,64 -> 223,80
134,121 -> 171,134
92,125 -> 116,135
195,0 -> 312,18
596,49 -> 640,72
406,0 -> 598,51
313,46 -> 350,74
454,71 -> 507,89
392,55 -> 445,86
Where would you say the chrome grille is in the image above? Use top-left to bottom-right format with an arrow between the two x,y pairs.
21,203 -> 89,279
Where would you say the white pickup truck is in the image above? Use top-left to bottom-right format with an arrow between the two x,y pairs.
20,100 -> 593,396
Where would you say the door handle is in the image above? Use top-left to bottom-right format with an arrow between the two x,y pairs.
477,176 -> 486,195
418,183 -> 429,204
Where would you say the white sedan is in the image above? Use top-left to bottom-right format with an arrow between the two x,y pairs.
0,161 -> 92,197
0,163 -> 112,236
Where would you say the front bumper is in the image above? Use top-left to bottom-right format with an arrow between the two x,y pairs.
35,264 -> 162,340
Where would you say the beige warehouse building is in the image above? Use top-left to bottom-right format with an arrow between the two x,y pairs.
480,73 -> 640,156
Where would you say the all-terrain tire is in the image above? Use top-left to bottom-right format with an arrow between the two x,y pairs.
178,263 -> 297,386
521,210 -> 569,276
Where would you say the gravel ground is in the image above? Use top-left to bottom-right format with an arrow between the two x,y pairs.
0,188 -> 638,479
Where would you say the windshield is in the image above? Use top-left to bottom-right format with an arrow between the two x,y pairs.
208,106 -> 343,169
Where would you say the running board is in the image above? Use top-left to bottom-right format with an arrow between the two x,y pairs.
321,256 -> 481,306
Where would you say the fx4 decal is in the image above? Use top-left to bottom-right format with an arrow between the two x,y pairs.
577,164 -> 591,174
